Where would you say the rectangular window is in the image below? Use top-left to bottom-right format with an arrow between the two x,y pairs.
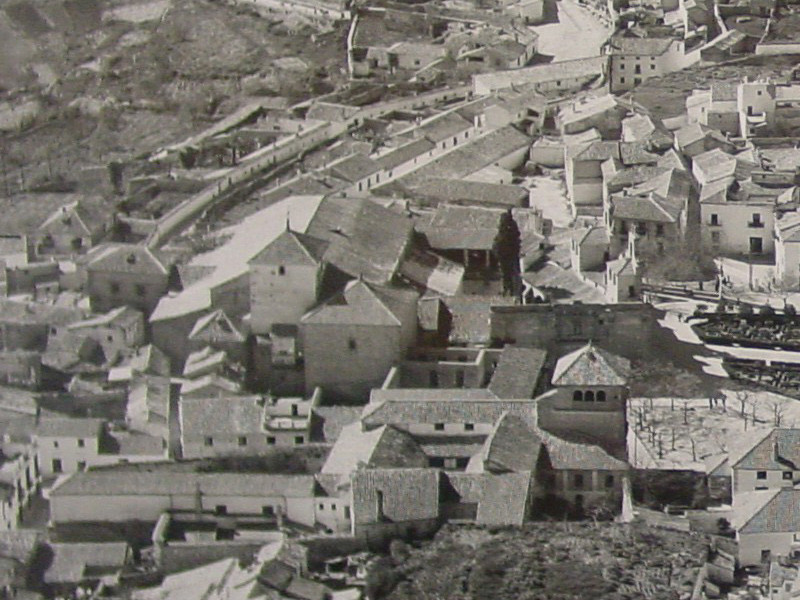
51,459 -> 62,473
294,436 -> 304,445
267,437 -> 276,445
238,436 -> 247,447
605,474 -> 614,488
757,470 -> 767,480
710,214 -> 719,226
434,423 -> 445,431
465,423 -> 475,431
573,474 -> 584,490
204,437 -> 213,447
711,231 -> 721,244
215,505 -> 227,515
348,338 -> 357,351
77,439 -> 85,448
53,441 -> 59,448
262,505 -> 275,516
784,471 -> 794,480
344,506 -> 351,519
634,77 -> 642,85
77,461 -> 86,471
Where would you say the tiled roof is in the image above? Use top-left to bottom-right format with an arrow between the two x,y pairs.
182,347 -> 229,379
248,229 -> 327,267
570,141 -> 620,162
87,244 -> 170,276
412,178 -> 528,208
733,489 -> 800,534
476,472 -> 531,526
51,470 -> 317,498
675,122 -> 712,148
351,468 -> 440,524
109,431 -> 165,456
575,225 -> 611,248
36,418 -> 103,439
375,138 -> 435,171
611,192 -> 682,223
487,346 -> 547,399
304,196 -> 413,284
419,204 -> 505,251
551,342 -> 630,386
38,199 -> 113,237
301,280 -> 417,327
327,154 -> 382,184
731,428 -> 800,470
180,374 -> 241,397
711,81 -> 738,102
619,141 -> 659,166
477,412 -> 543,473
693,148 -> 737,182
320,422 -> 427,476
538,425 -> 629,470
0,300 -> 84,326
473,56 -> 607,90
442,295 -> 513,345
180,394 -> 264,437
777,211 -> 800,243
314,406 -> 362,443
609,35 -> 674,55
418,112 -> 473,143
398,247 -> 464,296
188,310 -> 245,344
394,126 -> 531,188
44,542 -> 128,584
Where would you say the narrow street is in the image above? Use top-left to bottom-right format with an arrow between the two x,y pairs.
533,0 -> 612,61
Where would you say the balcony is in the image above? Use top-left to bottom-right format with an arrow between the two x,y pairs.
707,220 -> 721,227
746,111 -> 767,125
747,221 -> 765,228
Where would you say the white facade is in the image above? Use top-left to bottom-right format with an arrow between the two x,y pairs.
701,201 -> 774,256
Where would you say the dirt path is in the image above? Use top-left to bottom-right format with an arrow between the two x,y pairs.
534,0 -> 612,61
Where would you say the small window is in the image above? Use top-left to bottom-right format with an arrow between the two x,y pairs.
344,506 -> 351,519
215,505 -> 227,515
278,266 -> 286,276
238,436 -> 247,447
319,503 -> 325,511
620,77 -> 625,84
53,441 -> 59,448
605,474 -> 614,488
429,371 -> 439,388
573,474 -> 584,489
110,282 -> 120,294
650,64 -> 656,70
711,231 -> 721,244
710,214 -> 719,226
784,471 -> 793,480
77,461 -> 86,471
135,284 -> 146,297
465,423 -> 475,432
757,471 -> 767,480
573,390 -> 583,402
585,391 -> 595,402
434,423 -> 445,431
331,503 -> 336,510
51,459 -> 62,473
294,436 -> 304,445
77,439 -> 85,448
262,505 -> 275,516
597,391 -> 606,402
348,338 -> 357,351
204,436 -> 214,447
267,436 -> 276,445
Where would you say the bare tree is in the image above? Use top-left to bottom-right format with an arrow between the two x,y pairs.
735,389 -> 751,418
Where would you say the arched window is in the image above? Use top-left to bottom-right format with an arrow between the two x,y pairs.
572,390 -> 583,402
585,391 -> 595,402
597,391 -> 607,402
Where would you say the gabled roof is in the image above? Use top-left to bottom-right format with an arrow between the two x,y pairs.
487,346 -> 548,399
475,472 -> 531,526
320,422 -> 427,476
44,542 -> 128,584
575,225 -> 611,248
351,468 -> 440,524
609,35 -> 674,55
418,112 -> 473,143
569,141 -> 621,162
733,489 -> 800,534
38,199 -> 113,237
777,212 -> 800,243
419,204 -> 505,251
301,279 -> 417,327
611,191 -> 683,223
87,244 -> 169,276
248,229 -> 327,268
551,342 -> 630,386
412,178 -> 529,208
188,309 -> 246,343
475,412 -> 543,473
375,138 -> 436,171
731,428 -> 800,471
327,154 -> 382,184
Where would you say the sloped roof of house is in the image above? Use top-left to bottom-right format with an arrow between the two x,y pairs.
398,247 -> 464,296
86,244 -> 169,276
476,412 -> 543,473
611,191 -> 683,223
188,309 -> 246,343
712,81 -> 738,102
132,557 -> 239,600
476,472 -> 531,526
321,422 -> 427,476
569,140 -> 621,162
301,279 -> 417,327
575,225 -> 611,248
44,542 -> 128,584
51,470 -> 317,498
180,394 -> 264,437
551,342 -> 630,386
180,374 -> 241,397
38,199 -> 113,238
730,428 -> 800,471
375,138 -> 436,171
693,148 -> 739,182
419,204 -> 505,250
182,347 -> 229,379
67,306 -> 142,331
412,178 -> 528,208
733,489 -> 800,534
126,375 -> 171,427
777,211 -> 800,243
35,418 -> 104,439
304,196 -> 413,284
327,154 -> 382,184
487,346 -> 548,399
538,423 -> 629,470
418,112 -> 473,143
474,55 -> 607,90
351,468 -> 440,525
619,141 -> 660,166
248,229 -> 328,268
607,255 -> 636,277
609,35 -> 674,55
